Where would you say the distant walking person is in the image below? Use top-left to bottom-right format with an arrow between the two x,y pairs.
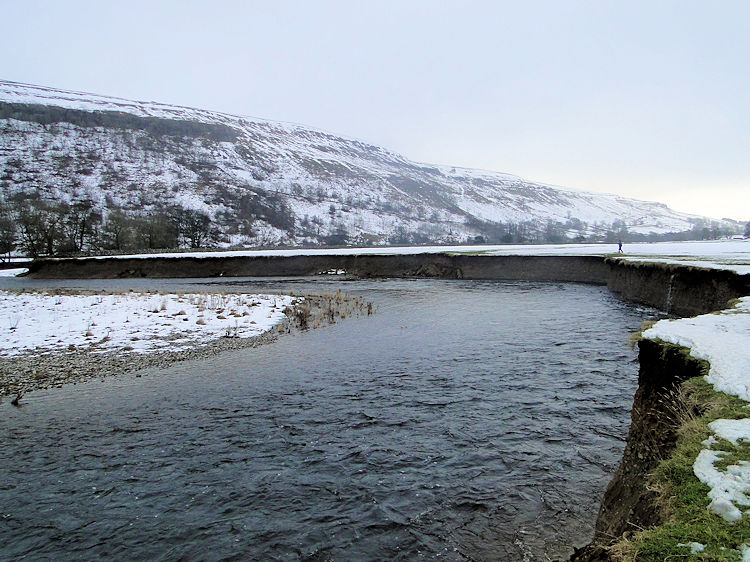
618,240 -> 623,254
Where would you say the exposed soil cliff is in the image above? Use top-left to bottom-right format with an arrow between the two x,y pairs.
25,252 -> 750,316
26,253 -> 612,283
570,340 -> 709,560
605,258 -> 750,317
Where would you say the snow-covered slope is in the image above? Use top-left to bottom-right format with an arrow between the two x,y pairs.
0,80 -> 730,248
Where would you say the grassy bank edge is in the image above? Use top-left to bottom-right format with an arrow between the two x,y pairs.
612,342 -> 749,561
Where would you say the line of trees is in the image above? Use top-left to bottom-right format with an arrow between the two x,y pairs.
0,197 -> 218,260
457,217 -> 742,246
1,196 -> 745,262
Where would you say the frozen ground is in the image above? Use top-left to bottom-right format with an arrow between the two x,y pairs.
644,298 -> 750,550
0,290 -> 296,357
644,298 -> 750,404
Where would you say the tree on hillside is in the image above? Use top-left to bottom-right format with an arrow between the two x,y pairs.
745,221 -> 750,238
543,220 -> 566,243
388,225 -> 411,245
15,200 -> 65,258
167,207 -> 215,249
60,200 -> 102,254
0,211 -> 16,261
131,211 -> 178,250
605,220 -> 629,244
323,227 -> 349,247
181,209 -> 214,249
101,211 -> 136,252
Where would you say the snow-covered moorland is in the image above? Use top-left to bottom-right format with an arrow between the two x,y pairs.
2,79 -> 739,251
0,290 -> 296,357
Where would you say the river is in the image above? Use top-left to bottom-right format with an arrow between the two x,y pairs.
0,278 -> 661,560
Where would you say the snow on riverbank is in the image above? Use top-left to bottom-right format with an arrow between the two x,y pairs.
643,298 -> 750,539
0,290 -> 296,357
644,298 -> 750,403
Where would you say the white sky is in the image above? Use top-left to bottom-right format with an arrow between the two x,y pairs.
1,0 -> 748,221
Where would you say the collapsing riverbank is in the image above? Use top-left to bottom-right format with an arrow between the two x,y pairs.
27,253 -> 750,317
21,253 -> 750,558
572,299 -> 750,560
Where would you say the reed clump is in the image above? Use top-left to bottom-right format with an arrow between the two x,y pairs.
284,292 -> 374,331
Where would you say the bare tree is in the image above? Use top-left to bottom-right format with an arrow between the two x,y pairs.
101,211 -> 135,252
133,212 -> 178,250
0,211 -> 16,261
15,200 -> 64,257
61,200 -> 102,254
169,207 -> 214,248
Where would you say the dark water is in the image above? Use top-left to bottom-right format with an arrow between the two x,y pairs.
0,279 -> 659,561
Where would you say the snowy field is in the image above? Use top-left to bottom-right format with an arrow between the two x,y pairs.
0,291 -> 295,357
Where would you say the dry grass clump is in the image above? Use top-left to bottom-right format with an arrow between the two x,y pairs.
284,292 -> 374,331
628,320 -> 657,350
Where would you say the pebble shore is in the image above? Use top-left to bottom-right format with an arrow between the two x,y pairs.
0,324 -> 285,399
0,291 -> 372,400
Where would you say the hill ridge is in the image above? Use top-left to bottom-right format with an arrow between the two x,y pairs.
0,79 -> 737,254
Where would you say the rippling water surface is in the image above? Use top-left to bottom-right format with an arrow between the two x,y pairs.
0,279 -> 660,560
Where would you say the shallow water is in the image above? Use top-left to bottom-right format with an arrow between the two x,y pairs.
0,279 -> 660,560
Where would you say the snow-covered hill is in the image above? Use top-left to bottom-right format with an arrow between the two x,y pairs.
0,79 -> 734,249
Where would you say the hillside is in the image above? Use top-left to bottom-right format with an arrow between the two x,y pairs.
0,80 -> 737,253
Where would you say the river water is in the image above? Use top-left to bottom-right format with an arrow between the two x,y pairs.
0,278 -> 661,560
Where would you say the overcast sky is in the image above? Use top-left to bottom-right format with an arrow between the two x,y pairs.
2,0 -> 748,221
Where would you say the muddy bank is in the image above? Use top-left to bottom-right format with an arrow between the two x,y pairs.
27,253 -> 750,317
604,258 -> 750,317
572,273 -> 749,558
27,253 -> 611,283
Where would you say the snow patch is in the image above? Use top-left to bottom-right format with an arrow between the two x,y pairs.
0,290 -> 295,356
692,449 -> 750,522
677,542 -> 706,554
643,297 -> 750,402
0,268 -> 28,277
